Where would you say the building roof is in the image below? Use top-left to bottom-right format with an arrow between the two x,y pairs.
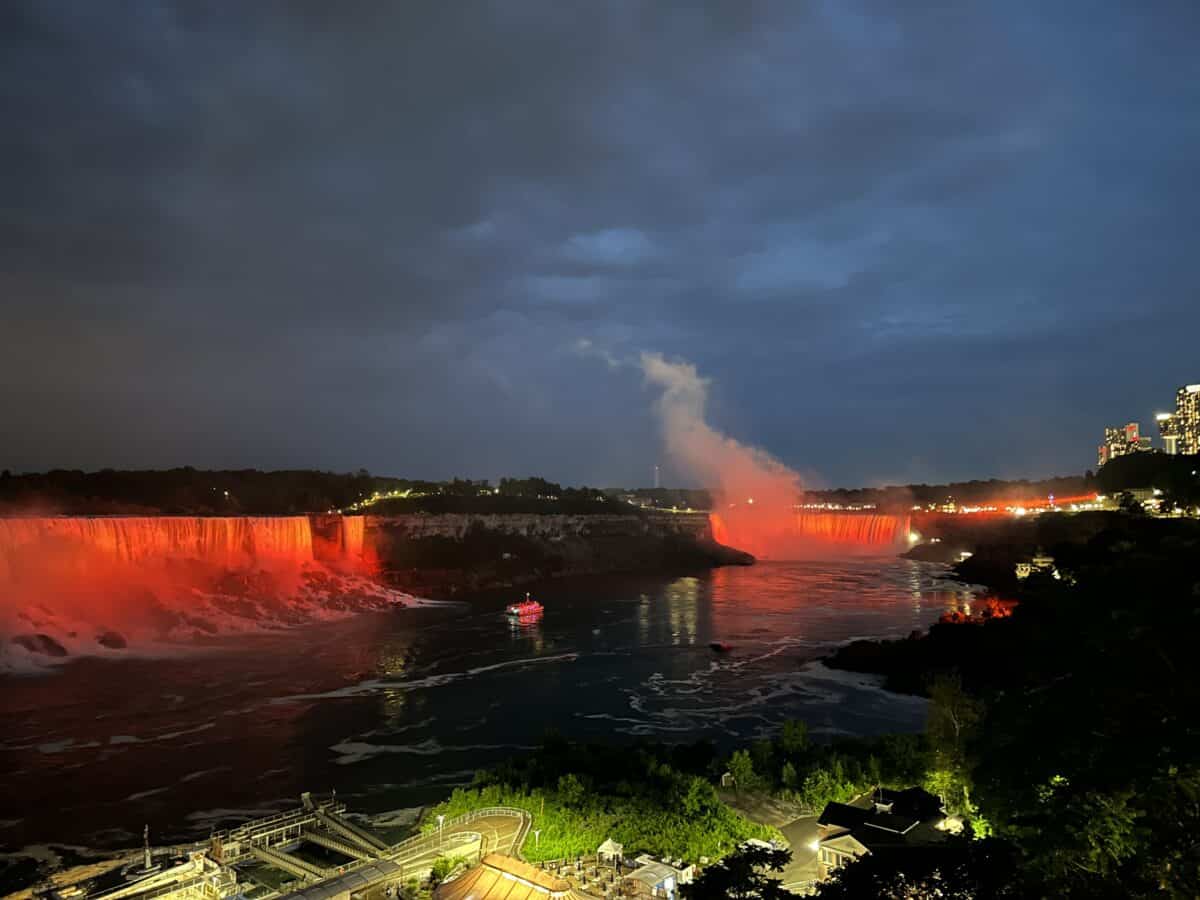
818,787 -> 950,856
862,812 -> 919,835
434,854 -> 594,900
820,834 -> 870,857
276,860 -> 401,900
626,862 -> 678,888
817,802 -> 868,830
596,839 -> 623,855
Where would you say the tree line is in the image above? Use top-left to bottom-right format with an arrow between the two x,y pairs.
0,469 -> 623,516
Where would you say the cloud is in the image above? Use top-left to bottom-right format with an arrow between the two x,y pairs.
572,339 -> 626,371
1,1 -> 1199,484
564,228 -> 656,267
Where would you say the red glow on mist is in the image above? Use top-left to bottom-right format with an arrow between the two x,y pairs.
710,512 -> 731,546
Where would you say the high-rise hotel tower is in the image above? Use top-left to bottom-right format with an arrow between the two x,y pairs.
1157,384 -> 1200,455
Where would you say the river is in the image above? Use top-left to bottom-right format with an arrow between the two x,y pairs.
0,558 -> 975,856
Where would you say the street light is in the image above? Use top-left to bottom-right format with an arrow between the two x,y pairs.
437,815 -> 445,845
533,829 -> 541,850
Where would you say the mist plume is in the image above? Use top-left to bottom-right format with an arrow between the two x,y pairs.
639,353 -> 910,558
640,353 -> 804,556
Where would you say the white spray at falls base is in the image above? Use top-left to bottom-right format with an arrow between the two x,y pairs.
0,515 -> 412,672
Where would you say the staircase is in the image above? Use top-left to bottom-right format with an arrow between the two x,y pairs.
302,828 -> 376,862
314,810 -> 389,855
248,845 -> 327,882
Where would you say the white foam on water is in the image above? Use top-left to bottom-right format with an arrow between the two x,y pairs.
122,786 -> 171,802
329,738 -> 539,766
277,652 -> 579,702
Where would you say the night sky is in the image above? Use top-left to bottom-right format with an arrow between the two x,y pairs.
3,2 -> 1198,488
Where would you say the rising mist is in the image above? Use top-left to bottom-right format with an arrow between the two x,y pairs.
640,353 -> 908,558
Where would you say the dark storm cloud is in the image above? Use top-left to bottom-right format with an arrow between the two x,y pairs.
2,1 -> 1198,485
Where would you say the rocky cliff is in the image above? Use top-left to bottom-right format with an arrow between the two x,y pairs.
364,511 -> 752,597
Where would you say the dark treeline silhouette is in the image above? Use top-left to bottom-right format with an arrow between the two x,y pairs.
0,467 -> 394,515
823,514 -> 1200,897
1096,451 -> 1200,506
807,474 -> 1096,510
4,461 -> 1190,517
0,469 -> 624,516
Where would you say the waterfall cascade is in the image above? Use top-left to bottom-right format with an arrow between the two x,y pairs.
340,515 -> 365,560
0,515 -> 389,667
793,511 -> 911,546
709,509 -> 911,558
0,516 -> 316,575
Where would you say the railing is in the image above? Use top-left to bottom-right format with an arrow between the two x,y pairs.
213,800 -> 344,844
531,855 -> 599,870
90,868 -> 236,900
383,806 -> 530,860
200,805 -> 531,890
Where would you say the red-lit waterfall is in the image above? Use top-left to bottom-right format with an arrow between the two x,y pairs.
341,514 -> 365,560
0,516 -> 316,574
792,511 -> 911,546
0,515 -> 396,669
710,510 -> 911,558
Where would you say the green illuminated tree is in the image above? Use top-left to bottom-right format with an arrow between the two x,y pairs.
728,750 -> 757,794
679,777 -> 719,817
780,762 -> 799,790
556,773 -> 585,809
429,856 -> 456,884
926,673 -> 982,815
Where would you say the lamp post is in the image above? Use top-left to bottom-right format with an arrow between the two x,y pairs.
437,815 -> 445,847
532,829 -> 541,851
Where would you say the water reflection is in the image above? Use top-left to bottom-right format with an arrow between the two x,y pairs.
507,616 -> 545,653
2,559 -> 975,852
637,592 -> 652,645
907,559 -> 923,610
663,576 -> 700,646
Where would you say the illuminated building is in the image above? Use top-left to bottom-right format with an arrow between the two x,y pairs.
1172,384 -> 1200,455
1098,423 -> 1151,467
1157,412 -> 1179,455
814,788 -> 949,882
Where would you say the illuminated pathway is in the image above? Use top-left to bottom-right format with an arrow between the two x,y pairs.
274,807 -> 531,900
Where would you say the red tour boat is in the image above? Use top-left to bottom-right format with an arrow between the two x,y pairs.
506,592 -> 544,620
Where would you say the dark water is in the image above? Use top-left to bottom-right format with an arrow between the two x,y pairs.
0,559 -> 975,854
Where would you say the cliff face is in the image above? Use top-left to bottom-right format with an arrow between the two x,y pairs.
364,511 -> 752,597
367,510 -> 710,539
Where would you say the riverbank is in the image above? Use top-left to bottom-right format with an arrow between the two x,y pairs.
829,512 -> 1200,694
819,513 -> 1200,896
